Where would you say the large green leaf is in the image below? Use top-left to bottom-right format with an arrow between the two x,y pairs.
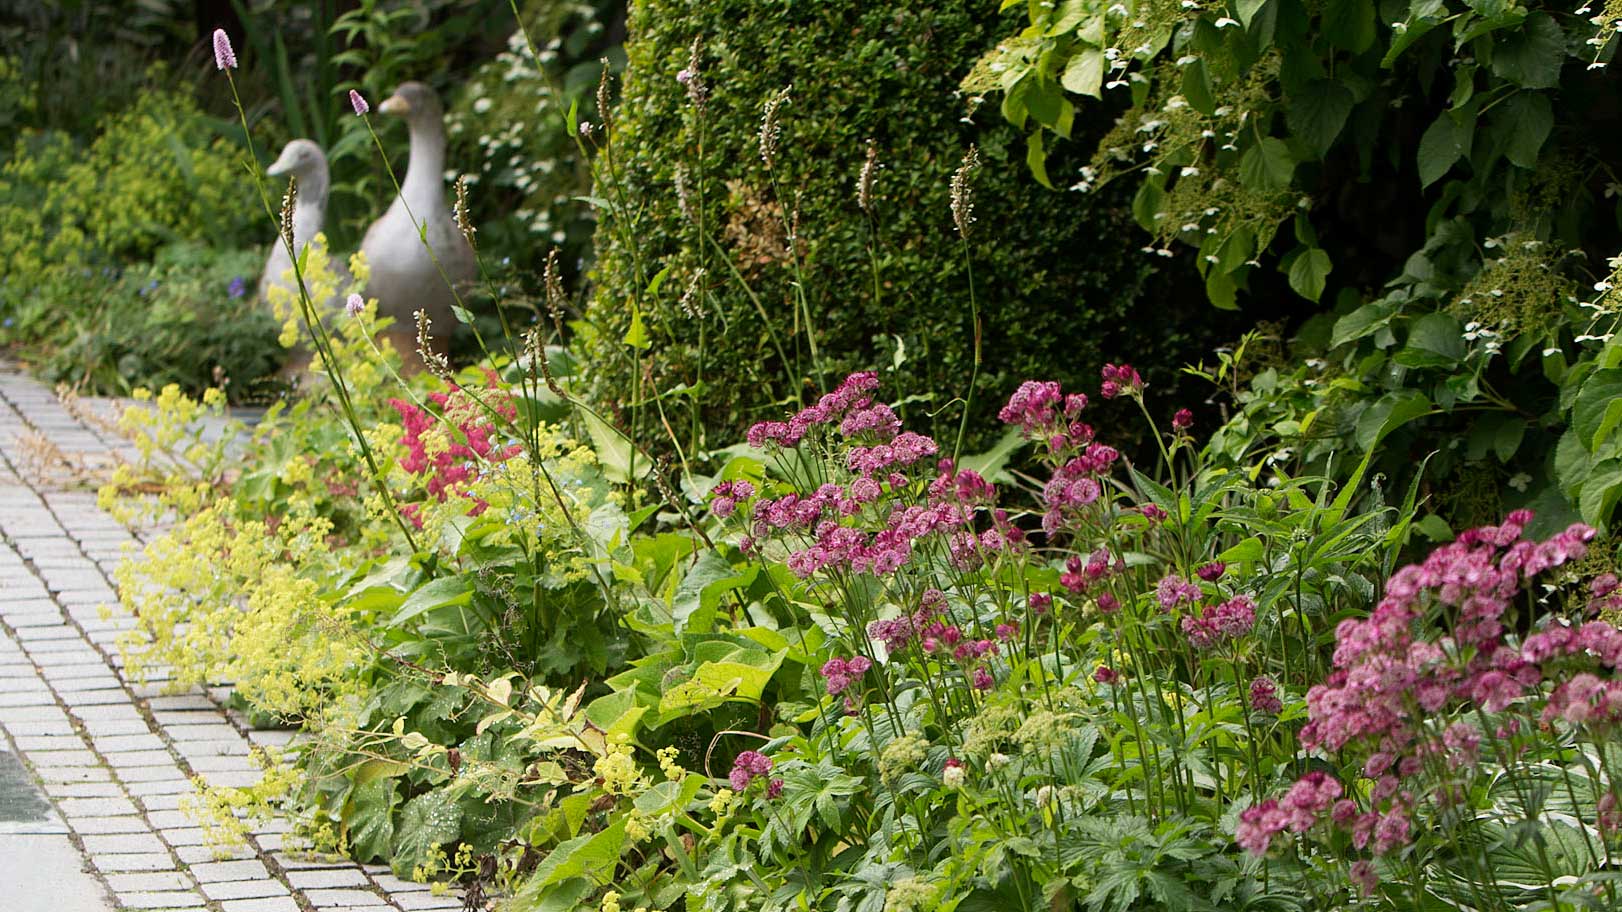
671,551 -> 752,635
346,777 -> 398,863
389,576 -> 472,628
1575,369 -> 1622,450
1499,92 -> 1553,168
1395,312 -> 1466,368
1355,391 -> 1433,450
1239,137 -> 1295,191
527,817 -> 627,889
1287,79 -> 1355,158
1285,246 -> 1332,302
1417,113 -> 1465,187
1491,13 -> 1566,89
390,790 -> 464,878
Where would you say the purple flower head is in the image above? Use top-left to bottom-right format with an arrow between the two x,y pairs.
227,276 -> 246,299
766,778 -> 784,799
349,89 -> 369,115
345,293 -> 365,317
1171,408 -> 1194,431
1155,574 -> 1201,611
1093,665 -> 1119,685
728,750 -> 773,791
972,666 -> 994,690
818,655 -> 871,696
1029,592 -> 1051,614
1249,676 -> 1282,714
1196,561 -> 1226,582
212,29 -> 237,71
677,68 -> 695,85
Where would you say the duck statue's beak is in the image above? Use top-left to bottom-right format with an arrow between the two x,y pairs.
378,94 -> 412,116
266,148 -> 296,177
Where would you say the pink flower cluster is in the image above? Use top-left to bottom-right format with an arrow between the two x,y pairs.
1235,771 -> 1342,854
1240,513 -> 1603,876
846,432 -> 938,477
708,480 -> 756,518
997,380 -> 1088,444
747,372 -> 881,449
819,655 -> 872,696
1155,574 -> 1201,611
1249,676 -> 1282,714
1181,595 -> 1255,650
389,379 -> 520,522
1099,363 -> 1143,399
729,750 -> 774,792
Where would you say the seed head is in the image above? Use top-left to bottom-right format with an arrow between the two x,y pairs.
278,177 -> 298,249
950,145 -> 981,239
349,89 -> 369,115
414,310 -> 452,379
759,85 -> 792,170
542,248 -> 566,337
857,141 -> 880,214
680,38 -> 708,109
596,61 -> 613,129
679,268 -> 707,319
212,29 -> 237,71
674,166 -> 696,224
453,175 -> 476,248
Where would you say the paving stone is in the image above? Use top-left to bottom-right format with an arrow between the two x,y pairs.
200,879 -> 290,901
372,873 -> 433,893
60,688 -> 134,705
105,750 -> 178,768
13,734 -> 87,751
287,867 -> 371,889
94,733 -> 166,752
71,815 -> 150,834
393,892 -> 464,910
305,889 -> 388,906
93,851 -> 175,872
25,749 -> 101,766
80,717 -> 153,736
158,827 -> 207,846
37,765 -> 112,784
42,780 -> 125,798
56,796 -> 142,818
117,765 -> 189,784
189,859 -> 272,882
107,871 -> 193,892
175,844 -> 256,864
116,892 -> 208,909
218,898 -> 300,912
144,809 -> 197,829
80,832 -> 169,854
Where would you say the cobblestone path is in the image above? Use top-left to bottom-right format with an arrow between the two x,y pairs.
0,365 -> 464,912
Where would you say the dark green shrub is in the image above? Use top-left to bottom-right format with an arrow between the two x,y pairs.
580,0 -> 1226,452
31,243 -> 284,402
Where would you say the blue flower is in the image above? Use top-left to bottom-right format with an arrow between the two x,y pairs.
228,276 -> 246,299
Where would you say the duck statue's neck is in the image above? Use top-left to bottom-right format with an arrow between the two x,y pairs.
400,116 -> 447,215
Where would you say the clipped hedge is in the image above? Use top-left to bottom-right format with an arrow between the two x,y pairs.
581,0 -> 1226,451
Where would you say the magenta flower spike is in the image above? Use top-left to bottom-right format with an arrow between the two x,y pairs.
349,89 -> 369,116
212,29 -> 237,71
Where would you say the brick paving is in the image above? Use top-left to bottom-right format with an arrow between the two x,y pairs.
0,365 -> 464,912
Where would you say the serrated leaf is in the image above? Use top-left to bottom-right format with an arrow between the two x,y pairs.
346,778 -> 398,863
1356,390 -> 1433,450
391,790 -> 463,878
390,576 -> 472,627
1323,0 -> 1376,52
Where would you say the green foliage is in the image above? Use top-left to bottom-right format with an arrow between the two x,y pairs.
581,0 -> 1229,452
34,244 -> 284,400
977,1 -> 1622,530
444,0 -> 620,284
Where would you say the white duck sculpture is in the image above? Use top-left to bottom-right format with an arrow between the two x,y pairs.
361,82 -> 477,360
258,139 -> 349,304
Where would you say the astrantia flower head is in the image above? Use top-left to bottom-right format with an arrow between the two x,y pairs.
729,750 -> 773,791
212,29 -> 237,70
349,89 -> 369,115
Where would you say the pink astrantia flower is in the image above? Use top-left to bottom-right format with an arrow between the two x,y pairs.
729,750 -> 773,791
212,29 -> 237,70
1249,676 -> 1282,714
349,89 -> 369,115
818,655 -> 872,696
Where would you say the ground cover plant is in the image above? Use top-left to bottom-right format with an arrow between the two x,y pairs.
72,2 -> 1622,911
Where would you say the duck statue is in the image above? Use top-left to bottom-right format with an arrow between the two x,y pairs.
360,81 -> 477,362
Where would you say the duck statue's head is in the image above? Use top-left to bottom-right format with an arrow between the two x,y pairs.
377,82 -> 444,128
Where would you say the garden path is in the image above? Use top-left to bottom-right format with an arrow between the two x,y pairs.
0,363 -> 465,912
